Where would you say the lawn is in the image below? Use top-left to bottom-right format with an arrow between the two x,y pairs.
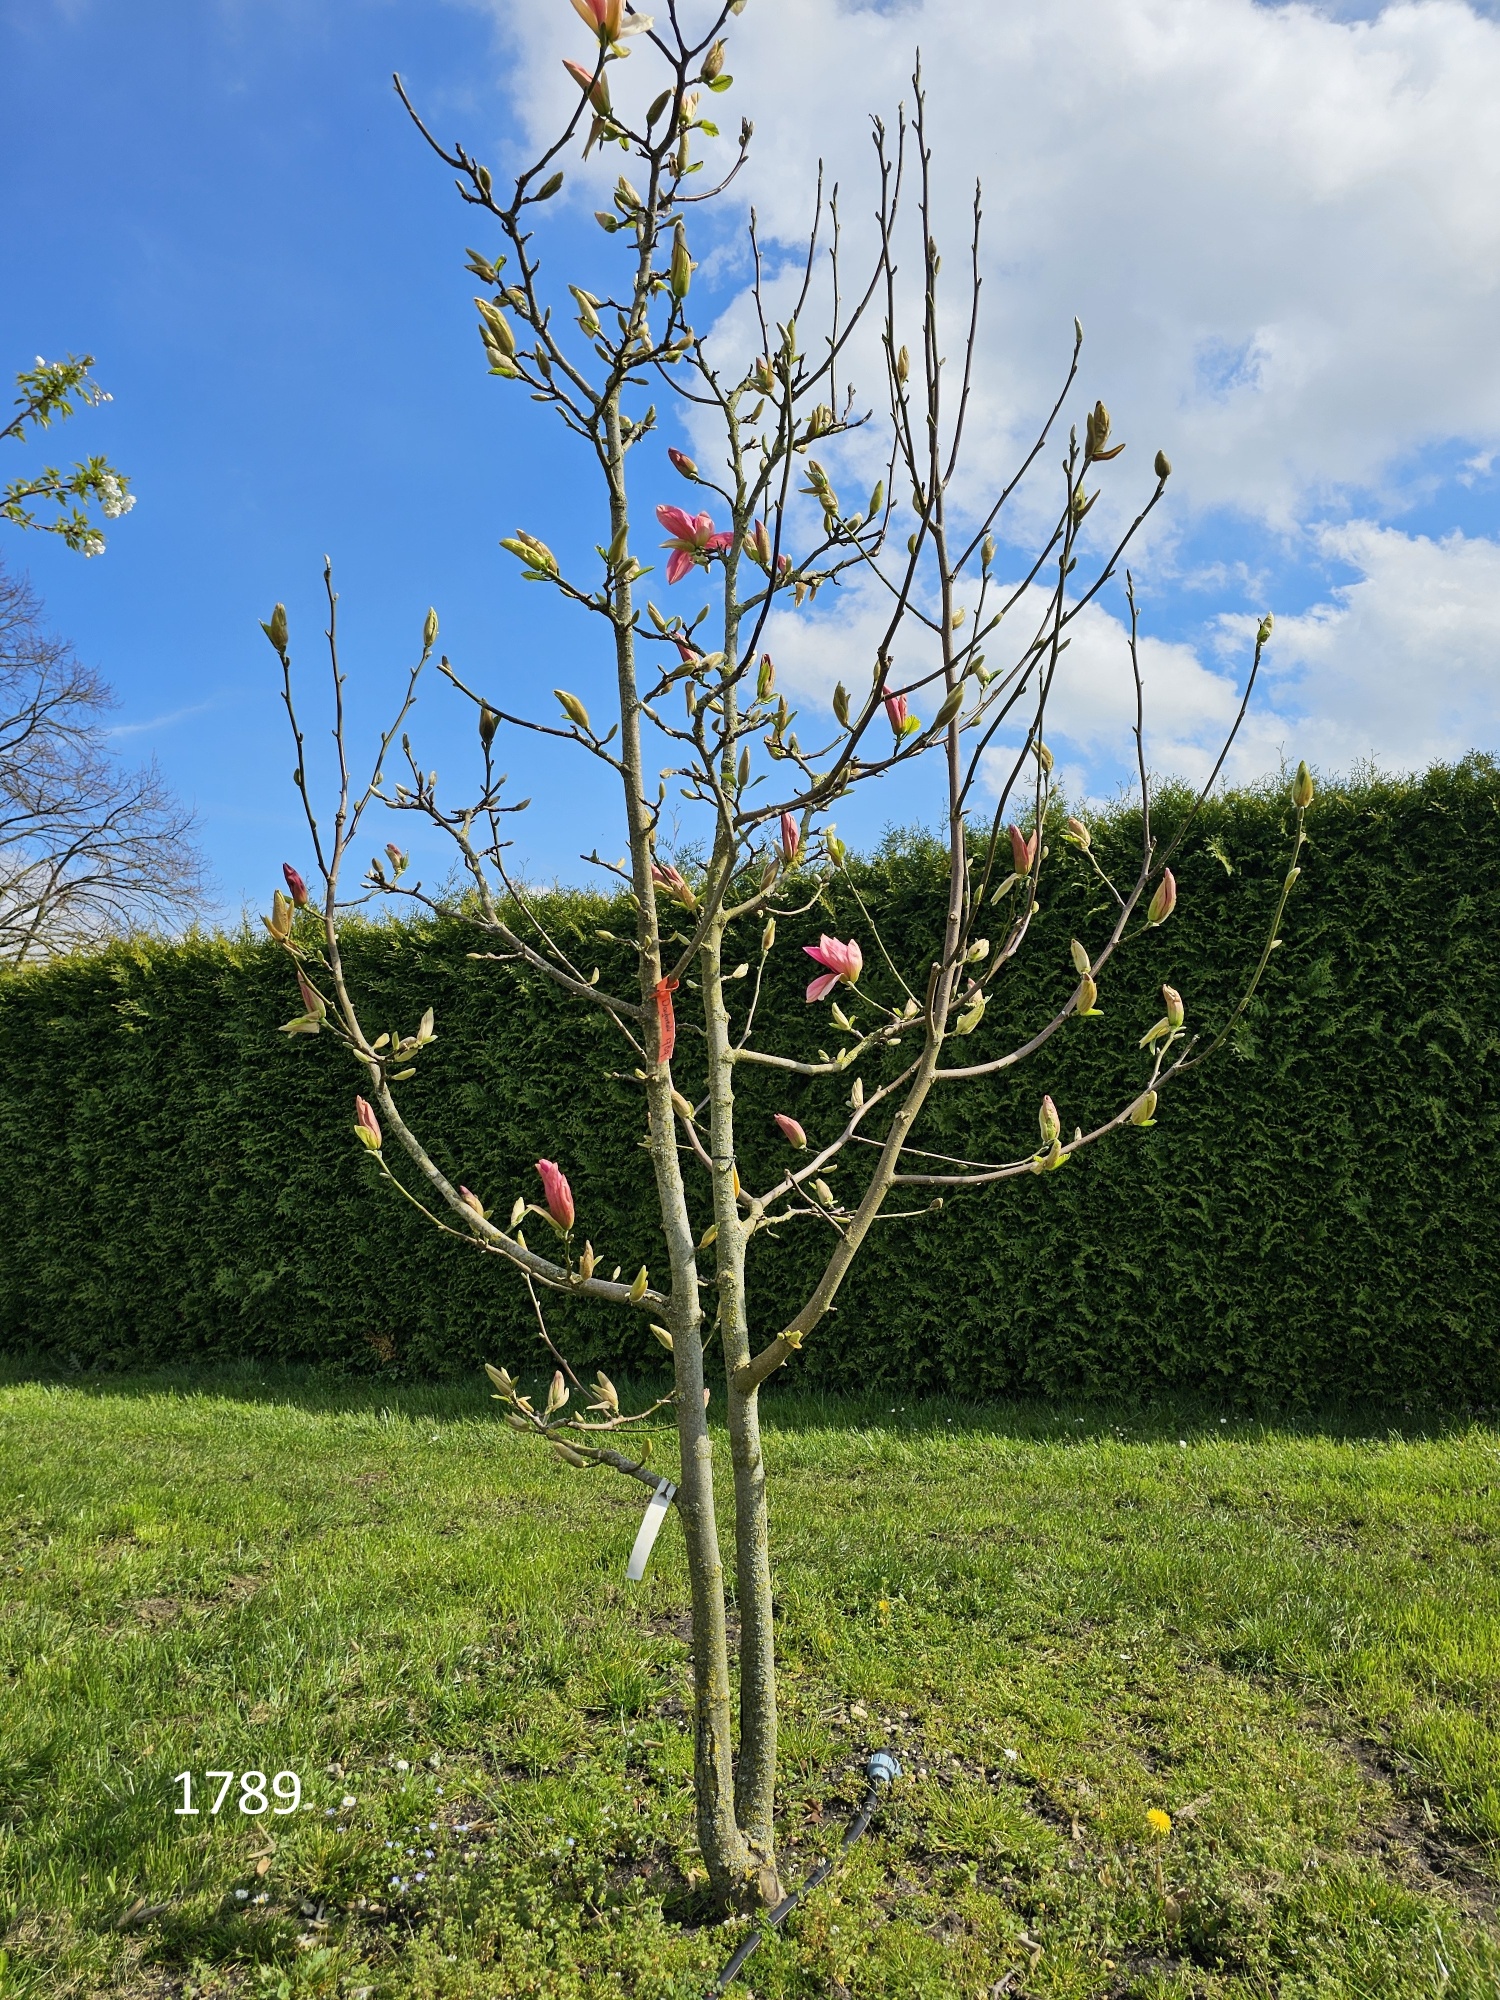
1,1362 -> 1497,1999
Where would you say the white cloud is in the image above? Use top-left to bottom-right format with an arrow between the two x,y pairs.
485,0 -> 1500,527
474,0 -> 1500,783
1248,520 -> 1500,771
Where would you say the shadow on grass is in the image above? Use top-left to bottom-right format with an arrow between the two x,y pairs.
1,1350 -> 1495,1447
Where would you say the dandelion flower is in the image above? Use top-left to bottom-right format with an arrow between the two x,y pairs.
1146,1807 -> 1172,1837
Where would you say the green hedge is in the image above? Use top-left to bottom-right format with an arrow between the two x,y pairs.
3,758 -> 1499,1405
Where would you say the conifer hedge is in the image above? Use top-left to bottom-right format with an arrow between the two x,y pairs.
3,759 -> 1497,1404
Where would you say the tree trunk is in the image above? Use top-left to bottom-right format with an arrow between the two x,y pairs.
702,918 -> 783,1903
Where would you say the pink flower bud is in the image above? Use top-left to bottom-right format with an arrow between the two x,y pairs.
282,862 -> 309,907
1147,869 -> 1177,925
1162,984 -> 1184,1029
654,977 -> 678,1064
774,1113 -> 807,1148
536,1158 -> 575,1231
458,1185 -> 485,1218
296,970 -> 325,1020
883,686 -> 909,735
668,448 -> 698,478
1008,824 -> 1037,876
354,1096 -> 382,1152
780,812 -> 800,862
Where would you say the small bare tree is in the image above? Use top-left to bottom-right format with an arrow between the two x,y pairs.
0,563 -> 207,961
263,1 -> 1311,1910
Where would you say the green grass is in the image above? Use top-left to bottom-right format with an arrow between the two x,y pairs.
1,1360 -> 1498,1998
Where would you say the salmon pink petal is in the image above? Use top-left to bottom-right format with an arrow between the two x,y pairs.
805,970 -> 841,1003
665,548 -> 693,586
655,503 -> 696,539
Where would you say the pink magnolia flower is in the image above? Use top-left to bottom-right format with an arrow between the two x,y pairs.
1147,867 -> 1177,925
803,934 -> 863,1003
282,861 -> 308,907
774,1113 -> 807,1149
354,1095 -> 382,1151
883,685 -> 908,734
536,1158 -> 575,1232
571,0 -> 622,31
1008,824 -> 1037,876
651,860 -> 696,909
656,503 -> 733,586
570,0 -> 651,38
780,812 -> 800,862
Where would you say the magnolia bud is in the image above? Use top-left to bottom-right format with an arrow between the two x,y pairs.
811,1178 -> 835,1208
668,447 -> 697,478
484,1361 -> 516,1397
1291,759 -> 1314,810
701,37 -> 726,81
629,1266 -> 649,1304
551,1440 -> 591,1468
264,890 -> 294,942
756,653 -> 775,700
578,1242 -> 597,1282
545,1369 -> 568,1417
1128,1090 -> 1158,1127
649,1322 -> 674,1352
555,688 -> 591,732
833,683 -> 850,727
353,1095 -> 383,1152
895,345 -> 909,385
423,607 -> 438,650
1064,815 -> 1092,852
1147,869 -> 1177,925
1076,975 -> 1097,1014
458,1185 -> 486,1220
475,298 -> 516,357
671,222 -> 693,301
479,704 -> 500,749
931,683 -> 964,730
1070,939 -> 1091,977
509,1196 -> 527,1229
762,918 -> 776,952
262,602 -> 289,653
282,862 -> 309,907
1038,1095 -> 1061,1146
296,970 -> 326,1020
1257,613 -> 1274,647
1154,450 -> 1171,481
590,1370 -> 619,1415
1162,984 -> 1184,1029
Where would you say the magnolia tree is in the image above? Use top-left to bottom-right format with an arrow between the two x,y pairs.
261,0 -> 1312,1911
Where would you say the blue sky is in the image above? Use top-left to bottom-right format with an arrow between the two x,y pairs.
4,0 -> 1499,922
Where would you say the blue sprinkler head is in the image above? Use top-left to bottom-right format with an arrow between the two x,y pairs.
867,1751 -> 901,1786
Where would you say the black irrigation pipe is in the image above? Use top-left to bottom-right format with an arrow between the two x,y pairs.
708,1752 -> 902,1995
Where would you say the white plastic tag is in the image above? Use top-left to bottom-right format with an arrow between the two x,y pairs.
626,1478 -> 677,1581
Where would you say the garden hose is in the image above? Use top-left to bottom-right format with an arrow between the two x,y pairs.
708,1751 -> 902,1994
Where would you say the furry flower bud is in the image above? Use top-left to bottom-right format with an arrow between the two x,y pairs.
1291,759 -> 1315,810
1147,869 -> 1177,926
1038,1095 -> 1061,1146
